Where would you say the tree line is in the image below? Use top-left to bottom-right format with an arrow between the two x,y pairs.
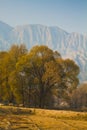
0,44 -> 80,109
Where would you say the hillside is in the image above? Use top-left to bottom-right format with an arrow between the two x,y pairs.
0,21 -> 87,82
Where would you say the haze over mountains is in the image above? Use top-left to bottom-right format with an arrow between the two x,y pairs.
0,21 -> 87,82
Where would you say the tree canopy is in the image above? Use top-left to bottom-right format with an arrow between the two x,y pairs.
0,44 -> 80,108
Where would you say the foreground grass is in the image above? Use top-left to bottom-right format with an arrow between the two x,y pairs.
0,106 -> 87,130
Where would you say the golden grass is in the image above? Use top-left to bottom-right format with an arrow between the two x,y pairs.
0,106 -> 87,130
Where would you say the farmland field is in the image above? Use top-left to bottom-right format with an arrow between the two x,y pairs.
0,106 -> 87,130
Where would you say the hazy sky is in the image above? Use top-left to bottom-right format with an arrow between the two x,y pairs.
0,0 -> 87,33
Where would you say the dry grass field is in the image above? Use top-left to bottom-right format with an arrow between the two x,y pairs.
0,106 -> 87,130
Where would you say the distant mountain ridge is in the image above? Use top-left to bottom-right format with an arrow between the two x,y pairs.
0,21 -> 87,82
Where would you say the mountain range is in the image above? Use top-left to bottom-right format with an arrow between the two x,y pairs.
0,21 -> 87,82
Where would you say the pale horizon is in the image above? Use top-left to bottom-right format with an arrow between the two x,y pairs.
0,0 -> 87,34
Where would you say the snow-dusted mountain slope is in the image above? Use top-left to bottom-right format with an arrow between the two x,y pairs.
0,21 -> 87,82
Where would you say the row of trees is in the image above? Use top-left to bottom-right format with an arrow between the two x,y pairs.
71,83 -> 87,110
0,44 -> 80,108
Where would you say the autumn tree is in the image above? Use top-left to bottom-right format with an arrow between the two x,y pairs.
16,45 -> 56,107
0,44 -> 79,108
56,59 -> 80,103
0,44 -> 28,104
16,45 -> 79,108
71,83 -> 87,109
0,51 -> 9,102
